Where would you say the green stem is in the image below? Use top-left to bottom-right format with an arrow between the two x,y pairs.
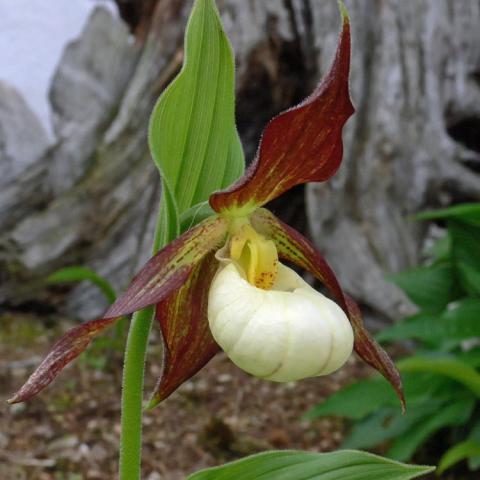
119,192 -> 176,479
119,306 -> 154,480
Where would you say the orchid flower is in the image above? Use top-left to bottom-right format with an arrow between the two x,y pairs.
9,5 -> 404,411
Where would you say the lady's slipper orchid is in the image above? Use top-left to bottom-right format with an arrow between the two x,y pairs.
208,258 -> 354,382
9,6 -> 404,410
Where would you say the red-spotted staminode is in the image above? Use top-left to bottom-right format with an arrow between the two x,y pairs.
9,5 -> 404,411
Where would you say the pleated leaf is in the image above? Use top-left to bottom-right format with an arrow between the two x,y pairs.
187,450 -> 434,480
149,0 -> 244,221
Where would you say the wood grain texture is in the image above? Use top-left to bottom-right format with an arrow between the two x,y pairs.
1,0 -> 479,324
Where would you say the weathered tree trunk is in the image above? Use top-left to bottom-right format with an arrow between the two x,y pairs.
1,0 -> 479,323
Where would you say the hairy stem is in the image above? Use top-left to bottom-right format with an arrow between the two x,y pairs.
119,306 -> 154,480
119,192 -> 176,479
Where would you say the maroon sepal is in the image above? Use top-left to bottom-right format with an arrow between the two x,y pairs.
209,10 -> 354,214
105,215 -> 228,318
148,252 -> 220,408
8,317 -> 118,404
252,208 -> 405,411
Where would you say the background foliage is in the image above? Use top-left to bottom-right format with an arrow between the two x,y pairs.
306,203 -> 480,475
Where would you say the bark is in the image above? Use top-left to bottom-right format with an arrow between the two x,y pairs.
1,0 -> 479,323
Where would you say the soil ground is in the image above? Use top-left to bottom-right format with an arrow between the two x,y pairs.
0,312 -> 473,479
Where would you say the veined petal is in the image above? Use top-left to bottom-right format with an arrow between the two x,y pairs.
8,317 -> 118,404
8,217 -> 227,404
105,215 -> 228,318
148,252 -> 220,408
209,6 -> 354,215
252,208 -> 405,410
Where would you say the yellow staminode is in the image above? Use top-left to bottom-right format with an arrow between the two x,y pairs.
229,223 -> 278,289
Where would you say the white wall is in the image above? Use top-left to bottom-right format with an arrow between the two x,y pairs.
0,0 -> 116,140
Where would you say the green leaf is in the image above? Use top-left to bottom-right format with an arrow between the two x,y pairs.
438,440 -> 480,474
469,418 -> 480,470
342,403 -> 442,451
388,262 -> 458,312
304,378 -> 396,421
187,450 -> 434,480
426,233 -> 451,262
179,201 -> 215,233
458,349 -> 480,368
398,355 -> 480,398
153,182 -> 181,252
149,0 -> 244,219
415,203 -> 480,226
388,397 -> 475,461
376,313 -> 438,345
449,220 -> 480,296
378,299 -> 480,346
305,372 -> 452,421
47,266 -> 116,304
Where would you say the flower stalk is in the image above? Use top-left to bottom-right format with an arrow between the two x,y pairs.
119,306 -> 154,480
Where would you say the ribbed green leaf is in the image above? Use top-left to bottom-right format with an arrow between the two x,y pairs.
388,262 -> 459,312
187,450 -> 434,480
378,299 -> 480,345
47,266 -> 116,304
149,0 -> 244,222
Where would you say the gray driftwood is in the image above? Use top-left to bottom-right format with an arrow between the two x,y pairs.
1,1 -> 479,323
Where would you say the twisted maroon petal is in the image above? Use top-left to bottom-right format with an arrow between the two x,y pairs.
209,9 -> 354,214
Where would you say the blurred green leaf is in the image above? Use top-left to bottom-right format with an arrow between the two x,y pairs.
415,203 -> 480,226
149,0 -> 244,222
388,263 -> 458,312
425,233 -> 451,262
449,221 -> 480,296
47,266 -> 116,304
378,299 -> 480,345
458,349 -> 480,368
187,450 -> 434,480
305,373 -> 452,421
343,403 -> 442,451
304,378 -> 396,421
388,397 -> 475,462
398,355 -> 480,398
438,440 -> 480,474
